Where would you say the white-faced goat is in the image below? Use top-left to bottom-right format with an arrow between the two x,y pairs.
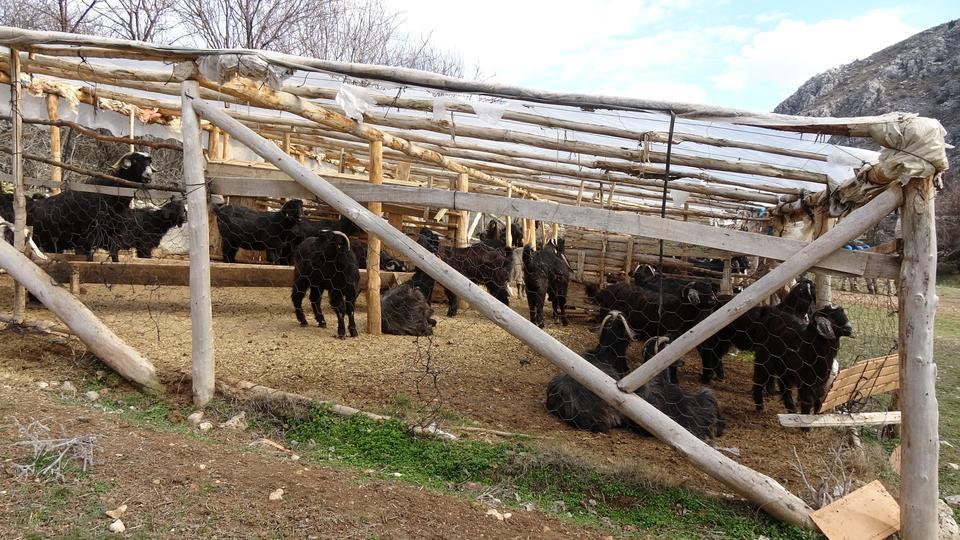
380,228 -> 441,336
291,230 -> 360,339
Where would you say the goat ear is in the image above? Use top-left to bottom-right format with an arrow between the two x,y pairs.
685,286 -> 700,305
814,315 -> 835,340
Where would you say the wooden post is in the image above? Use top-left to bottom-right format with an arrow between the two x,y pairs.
619,185 -> 903,393
46,94 -> 62,193
505,184 -> 513,247
191,99 -> 817,529
623,236 -> 634,274
720,258 -> 733,295
813,212 -> 833,307
283,132 -> 292,154
552,223 -> 560,243
338,148 -> 346,173
366,139 -> 383,335
898,176 -> 939,538
209,125 -> 221,160
423,175 -> 434,219
454,172 -> 469,311
128,109 -> 136,153
0,240 -> 163,390
181,81 -> 215,407
222,131 -> 231,160
9,48 -> 26,324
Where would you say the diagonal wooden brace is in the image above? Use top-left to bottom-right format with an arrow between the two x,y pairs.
617,184 -> 903,393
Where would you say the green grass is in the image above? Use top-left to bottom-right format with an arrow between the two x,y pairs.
934,285 -> 960,508
287,405 -> 817,539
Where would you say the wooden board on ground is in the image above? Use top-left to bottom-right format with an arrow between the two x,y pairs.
778,411 -> 901,428
38,258 -> 410,289
810,480 -> 900,540
820,354 -> 900,411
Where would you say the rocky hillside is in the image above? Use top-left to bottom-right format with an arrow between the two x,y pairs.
775,18 -> 959,262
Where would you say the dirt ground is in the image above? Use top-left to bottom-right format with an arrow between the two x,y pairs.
0,338 -> 602,538
0,274 -> 851,501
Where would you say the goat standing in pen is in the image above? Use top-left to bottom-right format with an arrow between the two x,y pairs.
521,239 -> 571,327
433,242 -> 516,317
291,230 -> 360,339
214,198 -> 304,264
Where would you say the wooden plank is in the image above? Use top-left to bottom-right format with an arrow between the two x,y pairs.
38,259 -> 408,289
204,176 -> 899,280
810,481 -> 900,540
366,140 -> 383,335
779,412 -> 901,428
820,354 -> 900,413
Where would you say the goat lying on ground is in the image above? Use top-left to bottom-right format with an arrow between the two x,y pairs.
380,228 -> 441,336
291,230 -> 360,339
215,198 -> 303,264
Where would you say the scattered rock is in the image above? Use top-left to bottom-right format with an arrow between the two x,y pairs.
946,495 -> 960,508
95,370 -> 106,380
187,411 -> 204,425
948,463 -> 959,471
199,464 -> 206,470
84,390 -> 99,402
219,412 -> 247,430
105,504 -> 127,519
391,472 -> 402,477
152,479 -> 161,485
939,499 -> 960,539
462,482 -> 483,491
36,382 -> 49,389
198,421 -> 213,432
60,381 -> 77,395
269,488 -> 284,501
108,519 -> 126,533
485,508 -> 510,521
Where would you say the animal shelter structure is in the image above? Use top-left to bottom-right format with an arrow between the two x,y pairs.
0,26 -> 950,536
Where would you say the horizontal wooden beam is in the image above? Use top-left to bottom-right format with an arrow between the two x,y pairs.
206,175 -> 898,279
2,173 -> 183,200
778,412 -> 901,428
39,258 -> 410,289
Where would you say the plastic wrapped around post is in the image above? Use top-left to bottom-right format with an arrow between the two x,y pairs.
335,84 -> 377,123
669,188 -> 689,208
196,55 -> 293,90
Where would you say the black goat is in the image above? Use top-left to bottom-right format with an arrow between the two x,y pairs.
521,240 -> 570,327
380,228 -> 441,336
697,278 -> 817,385
753,305 -> 852,414
350,242 -> 407,272
433,242 -> 515,317
291,231 -> 360,339
278,216 -> 359,262
96,198 -> 186,260
586,280 -> 718,382
690,256 -> 750,276
479,219 -> 523,248
215,199 -> 304,264
25,152 -> 154,260
632,336 -> 725,440
545,311 -> 634,433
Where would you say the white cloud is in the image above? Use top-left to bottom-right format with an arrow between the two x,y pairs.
711,9 -> 917,100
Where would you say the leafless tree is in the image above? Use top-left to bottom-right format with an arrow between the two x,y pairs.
178,0 -> 315,50
0,0 -> 100,33
97,0 -> 178,42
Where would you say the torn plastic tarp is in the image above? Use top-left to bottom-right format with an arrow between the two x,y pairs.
471,100 -> 505,126
669,188 -> 690,208
195,54 -> 293,90
335,84 -> 377,123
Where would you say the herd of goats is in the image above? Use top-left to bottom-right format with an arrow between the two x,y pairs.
0,151 -> 857,440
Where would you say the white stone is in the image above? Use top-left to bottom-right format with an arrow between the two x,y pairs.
946,495 -> 960,508
198,421 -> 213,432
60,381 -> 77,395
105,504 -> 127,519
939,499 -> 960,539
84,390 -> 99,402
269,488 -> 284,501
947,463 -> 959,471
187,411 -> 204,425
219,411 -> 247,430
36,382 -> 49,389
108,519 -> 126,533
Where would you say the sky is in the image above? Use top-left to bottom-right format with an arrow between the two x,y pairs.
388,1 -> 958,112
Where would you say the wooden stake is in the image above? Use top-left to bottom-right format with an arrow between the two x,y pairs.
45,94 -> 62,192
813,212 -> 834,307
552,223 -> 560,243
898,176 -> 939,538
619,185 -> 903,393
366,139 -> 383,335
128,108 -> 135,152
181,81 -> 215,407
192,97 -> 816,528
505,184 -> 513,247
209,125 -> 221,160
9,48 -> 25,323
0,240 -> 163,390
720,258 -> 733,295
455,173 -> 469,247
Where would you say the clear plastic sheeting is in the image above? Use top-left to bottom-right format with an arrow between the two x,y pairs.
868,116 -> 950,186
669,188 -> 690,208
470,100 -> 506,127
196,54 -> 293,90
335,84 -> 377,123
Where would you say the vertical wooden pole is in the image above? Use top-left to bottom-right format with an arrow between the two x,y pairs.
551,223 -> 560,244
814,212 -> 833,307
720,258 -> 733,295
128,109 -> 136,153
366,140 -> 383,335
46,94 -> 62,193
283,132 -> 292,154
898,176 -> 939,539
423,175 -> 434,219
222,131 -> 231,160
454,172 -> 470,312
505,184 -> 513,247
209,126 -> 221,160
180,81 -> 215,407
576,180 -> 585,206
338,148 -> 346,173
9,48 -> 26,324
